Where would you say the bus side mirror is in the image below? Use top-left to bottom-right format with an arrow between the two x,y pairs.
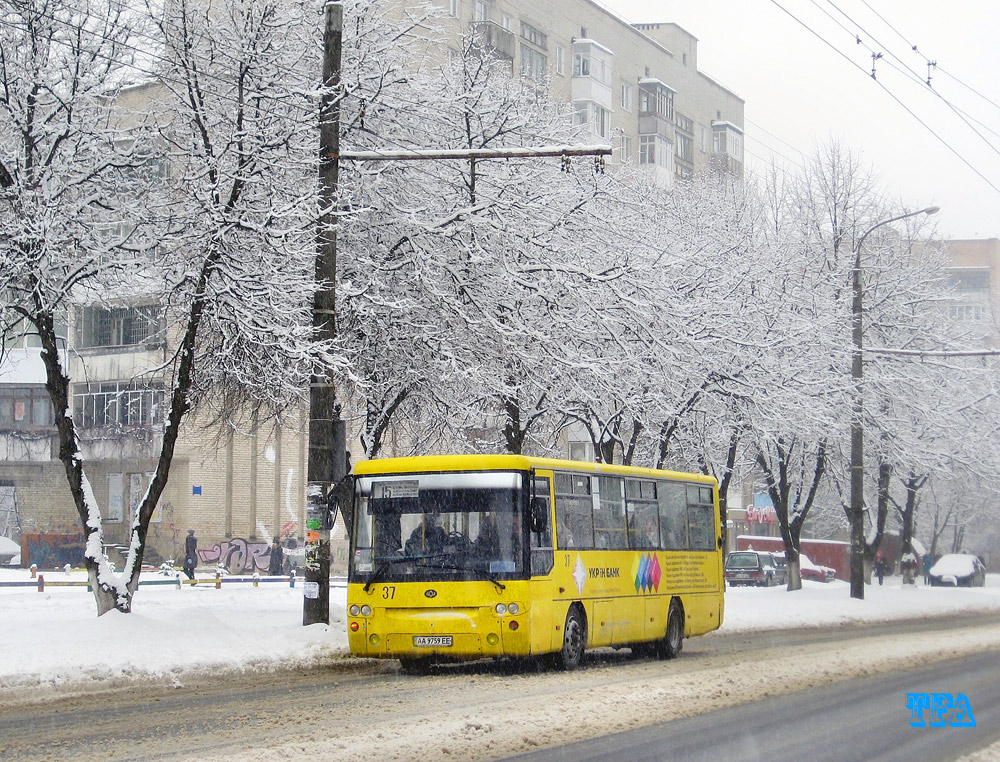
530,497 -> 548,533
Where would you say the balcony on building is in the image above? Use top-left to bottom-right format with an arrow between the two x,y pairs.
637,77 -> 675,138
469,20 -> 515,62
571,39 -> 614,109
711,119 -> 744,178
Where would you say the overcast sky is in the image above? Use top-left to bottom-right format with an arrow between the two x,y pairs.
600,0 -> 1000,240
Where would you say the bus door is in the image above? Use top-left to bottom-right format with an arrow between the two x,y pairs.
527,471 -> 555,654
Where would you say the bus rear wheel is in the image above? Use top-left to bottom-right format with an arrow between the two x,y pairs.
549,607 -> 585,670
658,600 -> 684,659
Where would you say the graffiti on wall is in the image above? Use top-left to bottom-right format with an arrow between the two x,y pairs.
199,537 -> 272,574
23,532 -> 86,568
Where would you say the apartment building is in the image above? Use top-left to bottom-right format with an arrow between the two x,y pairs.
943,238 -> 1000,346
448,0 -> 745,181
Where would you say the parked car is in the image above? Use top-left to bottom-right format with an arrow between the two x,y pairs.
770,552 -> 788,585
799,553 -> 836,582
928,554 -> 986,587
725,551 -> 783,587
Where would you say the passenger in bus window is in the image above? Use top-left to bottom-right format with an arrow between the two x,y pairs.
642,515 -> 659,548
475,514 -> 499,556
556,519 -> 575,548
405,511 -> 447,555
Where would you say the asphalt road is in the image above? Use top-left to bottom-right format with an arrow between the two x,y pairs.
0,611 -> 998,762
503,649 -> 1000,762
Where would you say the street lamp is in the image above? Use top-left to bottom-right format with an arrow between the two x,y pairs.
849,205 -> 939,600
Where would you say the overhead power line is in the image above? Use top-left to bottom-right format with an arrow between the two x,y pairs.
767,0 -> 1000,197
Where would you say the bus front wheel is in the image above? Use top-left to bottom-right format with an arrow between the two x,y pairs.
658,600 -> 684,659
550,607 -> 585,670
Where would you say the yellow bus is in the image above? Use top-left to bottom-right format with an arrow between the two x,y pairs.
347,454 -> 724,671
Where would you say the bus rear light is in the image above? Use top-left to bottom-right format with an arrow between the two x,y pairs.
360,604 -> 372,617
486,633 -> 500,646
349,604 -> 361,616
369,634 -> 381,646
509,621 -> 519,631
349,621 -> 359,632
508,603 -> 520,615
495,603 -> 507,616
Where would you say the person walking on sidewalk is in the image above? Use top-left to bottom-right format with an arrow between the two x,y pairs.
183,529 -> 198,579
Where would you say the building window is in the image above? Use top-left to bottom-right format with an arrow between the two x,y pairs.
594,105 -> 610,137
619,135 -> 632,162
675,134 -> 693,163
620,81 -> 632,112
449,0 -> 459,17
520,21 -> 547,50
947,304 -> 988,321
0,387 -> 52,428
73,381 -> 164,428
574,103 -> 610,138
520,44 -> 547,81
950,270 -> 990,293
640,135 -> 671,169
474,0 -> 487,21
556,45 -> 565,76
640,135 -> 655,165
712,122 -> 744,160
78,305 -> 161,348
572,42 -> 612,86
638,81 -> 673,121
501,14 -> 512,30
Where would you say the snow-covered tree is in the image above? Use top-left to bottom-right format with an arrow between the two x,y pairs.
337,27 -> 614,457
1,0 -> 336,614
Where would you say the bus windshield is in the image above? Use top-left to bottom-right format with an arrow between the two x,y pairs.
352,471 -> 525,586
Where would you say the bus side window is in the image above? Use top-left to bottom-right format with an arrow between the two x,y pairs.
594,476 -> 626,549
657,482 -> 688,550
531,477 -> 553,575
555,472 -> 594,548
686,485 -> 715,550
626,479 -> 659,549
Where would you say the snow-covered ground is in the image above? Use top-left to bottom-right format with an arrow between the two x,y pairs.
1,567 -> 999,695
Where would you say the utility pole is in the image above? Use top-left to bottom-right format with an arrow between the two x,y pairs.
304,0 -> 345,627
302,2 -> 610,625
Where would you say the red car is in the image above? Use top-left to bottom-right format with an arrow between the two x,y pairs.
799,553 -> 836,582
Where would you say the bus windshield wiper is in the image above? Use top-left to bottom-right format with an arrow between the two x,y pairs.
363,558 -> 395,592
362,554 -> 417,591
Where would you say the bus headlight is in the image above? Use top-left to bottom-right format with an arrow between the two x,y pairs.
495,603 -> 507,616
508,602 -> 520,615
360,604 -> 372,617
369,634 -> 380,646
349,604 -> 361,616
486,633 -> 500,646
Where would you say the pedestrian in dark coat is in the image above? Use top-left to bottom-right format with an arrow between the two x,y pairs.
268,537 -> 285,575
183,529 -> 198,579
874,552 -> 888,585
